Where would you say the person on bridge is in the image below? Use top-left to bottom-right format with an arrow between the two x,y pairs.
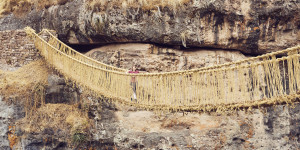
129,65 -> 139,102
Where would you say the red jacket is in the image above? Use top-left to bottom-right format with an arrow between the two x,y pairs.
129,70 -> 139,82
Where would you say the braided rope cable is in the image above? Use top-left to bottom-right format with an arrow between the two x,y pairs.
24,27 -> 300,112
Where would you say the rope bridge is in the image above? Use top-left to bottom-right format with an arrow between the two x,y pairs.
24,27 -> 300,112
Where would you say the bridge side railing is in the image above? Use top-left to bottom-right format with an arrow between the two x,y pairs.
41,29 -> 128,72
41,28 -> 300,76
25,27 -> 300,111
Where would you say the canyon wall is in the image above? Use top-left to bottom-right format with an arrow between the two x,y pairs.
0,0 -> 299,54
85,43 -> 247,72
0,0 -> 300,149
0,32 -> 299,149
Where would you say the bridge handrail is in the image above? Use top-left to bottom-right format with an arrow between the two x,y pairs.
41,29 -> 128,72
39,27 -> 300,76
25,26 -> 300,112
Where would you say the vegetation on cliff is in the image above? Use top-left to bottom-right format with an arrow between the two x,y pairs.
87,0 -> 192,11
16,103 -> 91,146
0,0 -> 193,17
0,0 -> 70,17
0,60 -> 48,97
0,60 -> 92,148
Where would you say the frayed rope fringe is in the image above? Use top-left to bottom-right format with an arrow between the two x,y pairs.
24,27 -> 300,113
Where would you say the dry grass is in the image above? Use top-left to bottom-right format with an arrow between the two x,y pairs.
0,0 -> 192,17
0,60 -> 91,145
35,0 -> 70,9
0,0 -> 71,17
87,0 -> 192,11
16,103 -> 91,139
0,60 -> 49,97
0,0 -> 31,17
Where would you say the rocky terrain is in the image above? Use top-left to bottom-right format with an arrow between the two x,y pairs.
0,96 -> 14,150
85,43 -> 247,72
0,48 -> 300,149
0,0 -> 300,149
1,63 -> 300,149
0,0 -> 299,54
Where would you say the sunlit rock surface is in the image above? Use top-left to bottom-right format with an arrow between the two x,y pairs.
85,43 -> 247,72
0,0 -> 299,54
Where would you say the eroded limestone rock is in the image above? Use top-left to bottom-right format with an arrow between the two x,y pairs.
0,0 -> 299,54
85,43 -> 247,72
0,96 -> 14,150
86,98 -> 300,149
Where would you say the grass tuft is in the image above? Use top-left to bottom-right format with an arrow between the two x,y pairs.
0,0 -> 72,17
0,0 -> 192,17
0,60 -> 49,98
72,132 -> 87,146
16,103 -> 91,145
87,0 -> 192,12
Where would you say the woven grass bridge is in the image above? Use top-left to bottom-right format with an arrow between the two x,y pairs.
24,27 -> 300,112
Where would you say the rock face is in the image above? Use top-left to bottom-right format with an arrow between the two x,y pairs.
4,92 -> 300,149
0,96 -> 14,150
1,0 -> 300,149
85,43 -> 247,72
91,103 -> 300,150
1,61 -> 300,149
46,74 -> 80,104
0,0 -> 299,54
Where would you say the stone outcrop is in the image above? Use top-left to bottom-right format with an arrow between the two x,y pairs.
85,43 -> 247,72
90,103 -> 300,149
0,96 -> 14,150
0,0 -> 299,54
1,0 -> 300,149
4,91 -> 300,149
1,60 -> 300,149
46,74 -> 80,104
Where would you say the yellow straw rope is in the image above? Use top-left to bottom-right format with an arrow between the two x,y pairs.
24,27 -> 300,112
41,29 -> 127,72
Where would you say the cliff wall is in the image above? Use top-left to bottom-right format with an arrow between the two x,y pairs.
0,0 -> 299,54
